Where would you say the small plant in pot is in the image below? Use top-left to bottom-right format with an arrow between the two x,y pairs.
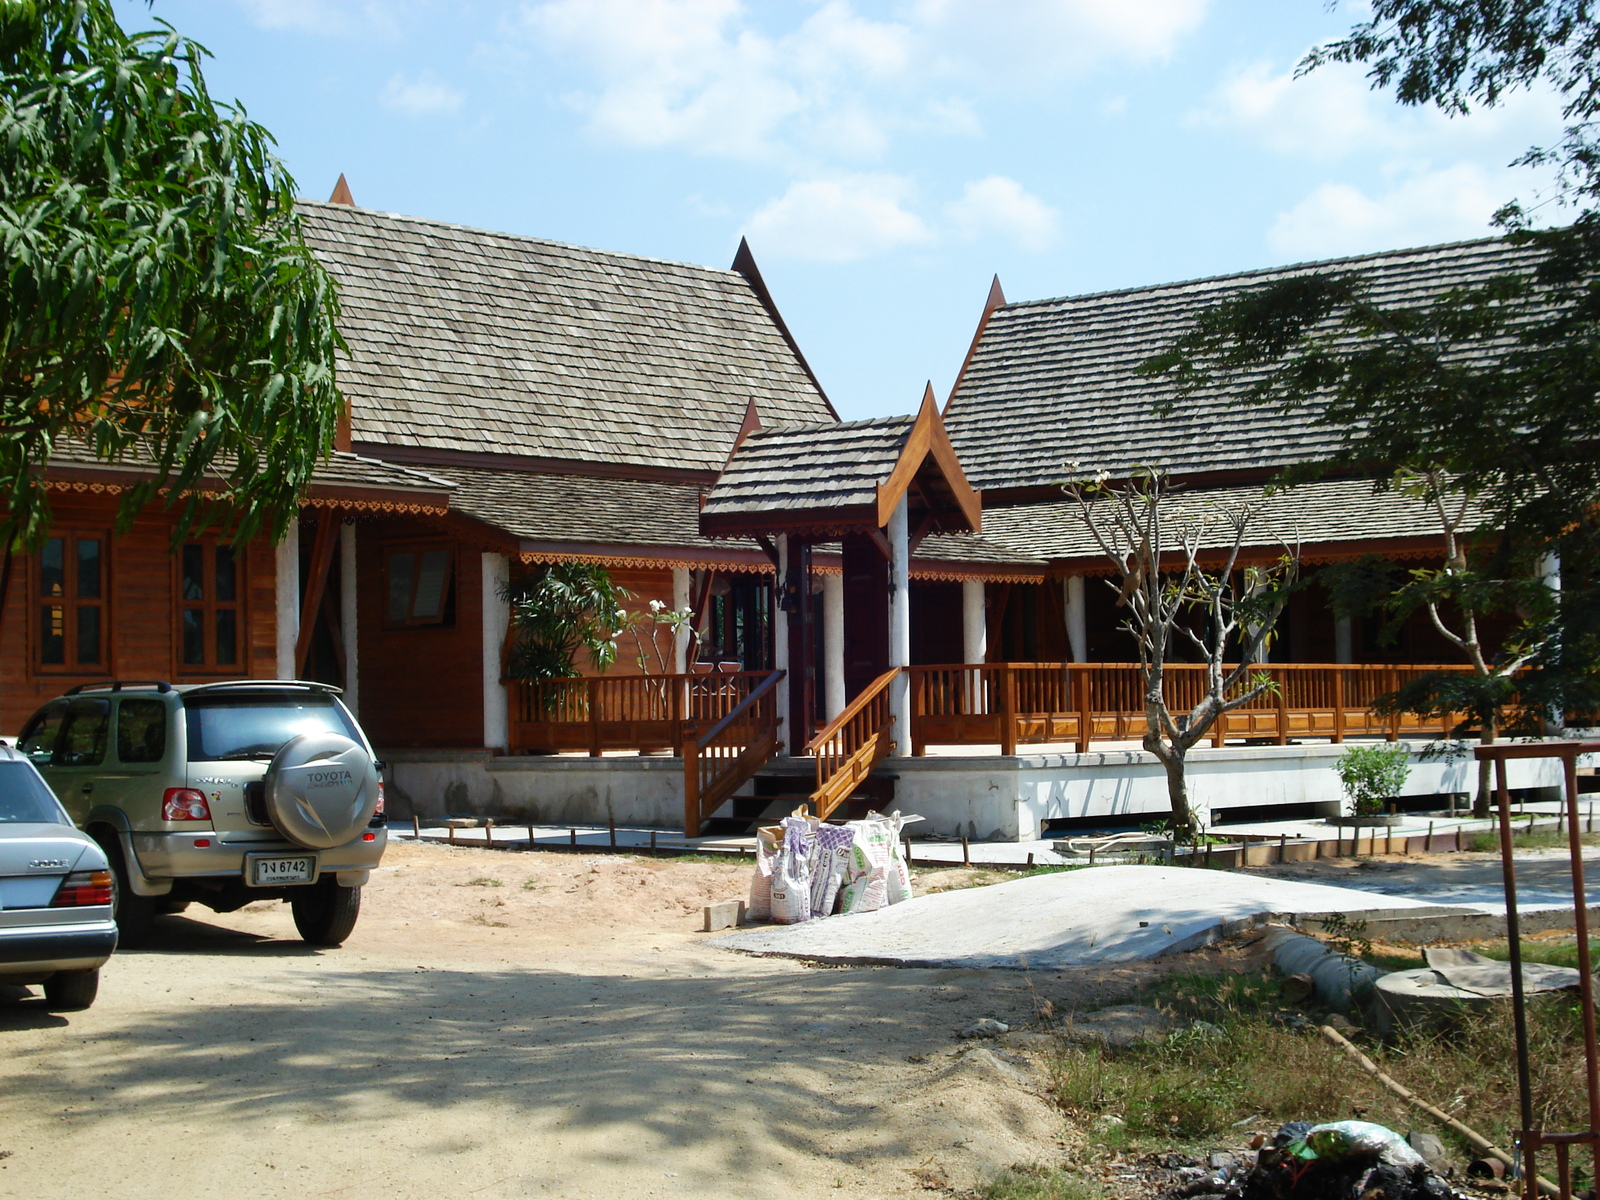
1333,743 -> 1411,825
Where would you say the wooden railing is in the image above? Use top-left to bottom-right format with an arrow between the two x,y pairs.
807,668 -> 898,821
682,670 -> 785,838
508,671 -> 776,756
909,663 -> 1488,755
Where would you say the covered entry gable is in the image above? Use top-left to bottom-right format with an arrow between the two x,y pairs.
698,386 -> 981,539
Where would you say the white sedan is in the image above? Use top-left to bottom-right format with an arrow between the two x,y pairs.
0,745 -> 117,1010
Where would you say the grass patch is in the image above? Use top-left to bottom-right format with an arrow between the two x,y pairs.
460,876 -> 503,887
1047,967 -> 1595,1173
979,1164 -> 1100,1200
1464,828 -> 1600,853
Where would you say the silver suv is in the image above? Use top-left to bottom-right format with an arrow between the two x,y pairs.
15,681 -> 386,947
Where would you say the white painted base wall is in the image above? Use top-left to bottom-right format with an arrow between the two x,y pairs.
382,741 -> 1586,838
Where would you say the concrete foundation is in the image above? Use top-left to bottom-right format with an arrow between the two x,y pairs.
381,740 -> 1579,839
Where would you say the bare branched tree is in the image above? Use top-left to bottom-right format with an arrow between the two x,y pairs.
1379,468 -> 1551,816
1065,468 -> 1299,837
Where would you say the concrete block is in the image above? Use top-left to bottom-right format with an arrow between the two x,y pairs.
703,899 -> 746,932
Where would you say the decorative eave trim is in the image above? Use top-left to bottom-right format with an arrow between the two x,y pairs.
518,549 -> 775,573
42,476 -> 449,515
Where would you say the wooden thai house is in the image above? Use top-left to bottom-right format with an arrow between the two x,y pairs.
2,181 -> 1563,835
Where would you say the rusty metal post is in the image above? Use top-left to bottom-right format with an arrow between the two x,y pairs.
1562,750 -> 1600,1175
1491,753 -> 1537,1194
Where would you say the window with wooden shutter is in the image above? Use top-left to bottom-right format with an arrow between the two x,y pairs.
177,539 -> 244,674
384,543 -> 455,627
35,532 -> 108,672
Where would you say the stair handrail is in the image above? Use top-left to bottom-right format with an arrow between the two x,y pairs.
695,668 -> 785,748
682,668 -> 786,838
806,667 -> 899,822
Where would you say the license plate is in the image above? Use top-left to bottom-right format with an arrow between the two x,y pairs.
249,855 -> 316,886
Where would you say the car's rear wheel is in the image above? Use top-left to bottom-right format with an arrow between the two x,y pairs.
94,833 -> 156,948
42,968 -> 98,1011
291,878 -> 361,946
154,898 -> 190,915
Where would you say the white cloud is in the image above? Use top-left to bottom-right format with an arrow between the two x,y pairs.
1268,165 -> 1517,259
513,0 -> 1212,161
380,72 -> 465,117
744,175 -> 932,262
232,0 -> 407,36
1195,56 -> 1563,162
946,176 -> 1060,250
913,0 -> 1211,79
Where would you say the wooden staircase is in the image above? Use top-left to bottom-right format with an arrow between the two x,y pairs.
696,762 -> 897,837
684,667 -> 901,837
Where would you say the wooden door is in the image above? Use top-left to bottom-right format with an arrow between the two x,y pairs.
841,533 -> 889,702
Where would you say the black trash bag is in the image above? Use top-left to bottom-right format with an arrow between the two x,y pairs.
1241,1121 -> 1456,1200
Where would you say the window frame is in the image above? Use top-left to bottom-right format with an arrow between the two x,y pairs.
173,535 -> 247,677
382,540 -> 457,629
32,528 -> 111,676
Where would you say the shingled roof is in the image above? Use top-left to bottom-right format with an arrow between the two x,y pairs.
42,442 -> 454,513
701,415 -> 916,518
423,463 -> 1041,578
701,388 -> 983,536
944,236 -> 1544,493
298,202 -> 835,473
979,477 -> 1484,566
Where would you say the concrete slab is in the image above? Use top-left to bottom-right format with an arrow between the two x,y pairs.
712,864 -> 1456,970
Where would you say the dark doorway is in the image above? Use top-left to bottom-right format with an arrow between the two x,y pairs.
841,533 -> 889,701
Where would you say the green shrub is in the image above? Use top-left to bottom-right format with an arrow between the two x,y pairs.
1335,744 -> 1411,816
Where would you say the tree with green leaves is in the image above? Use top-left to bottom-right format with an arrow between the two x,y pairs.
1141,1 -> 1600,735
1064,469 -> 1299,838
0,0 -> 343,562
501,564 -> 629,683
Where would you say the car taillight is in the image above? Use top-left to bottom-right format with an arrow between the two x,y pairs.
162,788 -> 211,821
52,869 -> 113,907
374,781 -> 385,815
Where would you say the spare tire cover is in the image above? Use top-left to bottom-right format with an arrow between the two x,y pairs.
264,732 -> 379,850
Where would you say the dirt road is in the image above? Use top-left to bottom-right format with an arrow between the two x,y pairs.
0,843 -> 1152,1199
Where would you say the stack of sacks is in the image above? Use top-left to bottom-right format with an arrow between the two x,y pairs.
747,811 -> 919,924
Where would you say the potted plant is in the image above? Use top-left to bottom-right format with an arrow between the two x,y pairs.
1330,743 -> 1411,826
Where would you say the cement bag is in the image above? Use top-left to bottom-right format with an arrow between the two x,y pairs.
809,823 -> 855,918
747,825 -> 781,922
839,817 -> 893,915
770,818 -> 814,924
878,811 -> 923,906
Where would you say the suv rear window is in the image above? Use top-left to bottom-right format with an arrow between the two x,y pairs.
183,693 -> 361,763
0,761 -> 68,824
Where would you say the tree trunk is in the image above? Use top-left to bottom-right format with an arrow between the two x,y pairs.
1157,748 -> 1198,839
1472,713 -> 1498,819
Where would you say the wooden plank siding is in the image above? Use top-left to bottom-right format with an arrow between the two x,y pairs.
0,492 -> 278,734
354,517 -> 484,750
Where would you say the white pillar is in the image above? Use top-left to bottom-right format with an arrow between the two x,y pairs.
482,552 -> 511,751
822,572 -> 845,721
339,521 -> 359,715
672,567 -> 692,673
773,541 -> 790,755
961,578 -> 987,664
1334,616 -> 1353,665
1064,575 -> 1087,663
888,496 -> 911,756
274,515 -> 300,680
1542,551 -> 1562,732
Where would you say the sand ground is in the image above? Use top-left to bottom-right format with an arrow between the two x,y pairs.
0,842 -> 1167,1199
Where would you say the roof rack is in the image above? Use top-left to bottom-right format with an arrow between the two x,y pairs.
65,680 -> 172,695
181,679 -> 344,695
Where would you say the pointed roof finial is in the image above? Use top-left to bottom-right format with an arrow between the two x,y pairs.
328,174 -> 355,206
984,274 -> 1006,314
945,275 -> 1008,415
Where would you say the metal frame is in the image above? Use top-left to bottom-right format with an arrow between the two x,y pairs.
1475,740 -> 1600,1200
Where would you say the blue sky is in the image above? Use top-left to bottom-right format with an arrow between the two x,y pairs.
123,1 -> 1564,421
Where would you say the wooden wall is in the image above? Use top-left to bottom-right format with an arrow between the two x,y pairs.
1,492 -> 277,735
353,516 -> 484,750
